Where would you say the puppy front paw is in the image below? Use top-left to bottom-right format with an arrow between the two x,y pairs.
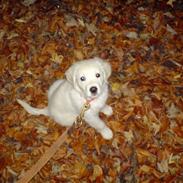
101,105 -> 113,116
100,127 -> 113,140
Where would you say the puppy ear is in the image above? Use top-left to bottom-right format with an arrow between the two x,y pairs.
95,57 -> 111,80
65,63 -> 83,95
65,64 -> 76,83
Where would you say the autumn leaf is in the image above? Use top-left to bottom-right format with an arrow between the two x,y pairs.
124,130 -> 134,144
167,0 -> 176,8
50,52 -> 64,63
167,103 -> 182,119
74,49 -> 84,60
125,31 -> 138,39
65,15 -> 78,27
166,24 -> 177,35
86,23 -> 98,36
90,164 -> 103,181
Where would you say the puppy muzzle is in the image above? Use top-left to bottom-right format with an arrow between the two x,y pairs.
87,84 -> 100,98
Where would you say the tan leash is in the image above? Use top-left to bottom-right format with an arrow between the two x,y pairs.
17,102 -> 91,183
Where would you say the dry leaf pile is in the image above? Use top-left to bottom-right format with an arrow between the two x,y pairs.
0,0 -> 183,182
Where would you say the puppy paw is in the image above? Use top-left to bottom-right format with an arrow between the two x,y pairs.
100,127 -> 113,140
101,105 -> 113,116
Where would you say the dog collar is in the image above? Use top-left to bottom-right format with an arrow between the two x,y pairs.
86,97 -> 96,104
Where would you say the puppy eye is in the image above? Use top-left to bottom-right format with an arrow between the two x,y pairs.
96,73 -> 100,78
80,76 -> 86,81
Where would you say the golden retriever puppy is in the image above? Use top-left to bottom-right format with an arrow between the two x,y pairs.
17,57 -> 113,139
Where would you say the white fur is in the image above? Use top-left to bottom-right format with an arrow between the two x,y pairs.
17,57 -> 113,140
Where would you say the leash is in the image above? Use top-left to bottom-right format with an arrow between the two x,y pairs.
17,102 -> 91,183
74,101 -> 90,128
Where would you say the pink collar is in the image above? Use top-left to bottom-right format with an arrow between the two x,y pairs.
86,97 -> 96,104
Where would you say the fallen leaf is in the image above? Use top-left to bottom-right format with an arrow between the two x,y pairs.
111,82 -> 122,96
21,0 -> 37,6
74,49 -> 84,60
15,19 -> 27,23
124,130 -> 134,143
51,163 -> 61,175
35,124 -> 48,134
167,0 -> 176,8
65,15 -> 78,27
166,24 -> 177,35
50,52 -> 64,63
7,32 -> 19,40
157,159 -> 169,173
0,30 -> 6,40
151,122 -> 161,135
125,31 -> 138,39
167,103 -> 182,119
86,23 -> 98,36
90,164 -> 103,181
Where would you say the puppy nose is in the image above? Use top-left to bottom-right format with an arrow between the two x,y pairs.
90,86 -> 97,94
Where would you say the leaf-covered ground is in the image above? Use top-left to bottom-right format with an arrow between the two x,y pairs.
0,0 -> 183,182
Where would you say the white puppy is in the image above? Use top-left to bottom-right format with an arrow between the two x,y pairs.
17,57 -> 113,139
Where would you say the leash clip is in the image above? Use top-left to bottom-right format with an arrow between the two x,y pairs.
74,102 -> 91,128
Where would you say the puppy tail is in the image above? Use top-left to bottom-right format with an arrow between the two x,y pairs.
17,99 -> 49,116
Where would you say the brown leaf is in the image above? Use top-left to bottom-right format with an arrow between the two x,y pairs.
90,164 -> 103,181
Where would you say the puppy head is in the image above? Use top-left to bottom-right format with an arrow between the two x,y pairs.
65,57 -> 111,100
